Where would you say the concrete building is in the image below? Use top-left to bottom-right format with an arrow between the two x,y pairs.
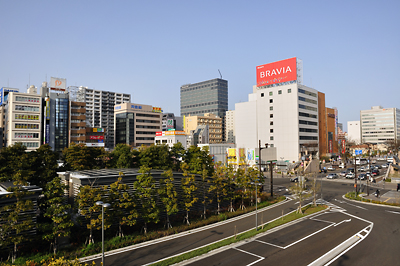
347,121 -> 361,144
114,103 -> 162,147
4,86 -> 42,151
235,57 -> 319,163
325,107 -> 338,155
198,143 -> 236,164
155,130 -> 187,148
184,113 -> 223,144
186,125 -> 209,147
360,106 -> 400,145
225,110 -> 235,143
1,88 -> 20,148
74,86 -> 131,149
162,113 -> 183,131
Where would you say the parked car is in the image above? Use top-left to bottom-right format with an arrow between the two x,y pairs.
346,173 -> 355,179
319,168 -> 327,173
372,169 -> 380,176
381,164 -> 388,168
371,159 -> 377,164
339,163 -> 346,168
359,166 -> 366,172
358,173 -> 367,180
290,176 -> 307,182
327,173 -> 338,179
327,166 -> 335,171
347,168 -> 355,173
340,171 -> 347,177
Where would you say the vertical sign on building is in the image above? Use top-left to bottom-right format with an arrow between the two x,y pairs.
0,87 -> 3,105
334,108 -> 338,141
50,77 -> 66,93
44,97 -> 50,144
167,119 -> 174,129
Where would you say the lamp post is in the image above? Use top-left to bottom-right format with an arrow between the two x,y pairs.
280,157 -> 284,178
259,141 -> 272,197
367,148 -> 370,196
250,181 -> 263,231
96,201 -> 111,266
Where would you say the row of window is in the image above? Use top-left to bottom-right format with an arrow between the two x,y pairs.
181,101 -> 228,110
299,112 -> 317,119
298,96 -> 317,105
15,114 -> 40,120
181,82 -> 227,92
298,88 -> 317,98
300,136 -> 318,140
15,105 -> 40,112
15,96 -> 40,103
299,128 -> 318,133
136,113 -> 160,118
15,123 -> 39,129
14,133 -> 39,139
136,125 -> 160,129
299,120 -> 318,126
261,88 -> 292,97
20,142 -> 39,148
136,119 -> 159,124
299,104 -> 317,112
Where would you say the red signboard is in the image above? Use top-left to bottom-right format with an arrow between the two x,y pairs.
156,131 -> 163,136
90,135 -> 104,140
256,57 -> 297,87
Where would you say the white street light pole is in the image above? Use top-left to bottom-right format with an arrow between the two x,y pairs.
250,181 -> 263,231
96,201 -> 111,266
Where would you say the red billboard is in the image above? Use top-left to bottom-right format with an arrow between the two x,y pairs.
90,135 -> 104,140
256,57 -> 297,87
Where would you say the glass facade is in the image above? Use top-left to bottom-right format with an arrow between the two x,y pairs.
54,98 -> 69,152
115,113 -> 135,146
180,78 -> 228,118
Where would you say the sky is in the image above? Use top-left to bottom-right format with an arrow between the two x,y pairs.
1,0 -> 399,132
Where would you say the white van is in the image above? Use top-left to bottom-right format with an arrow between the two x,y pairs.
387,156 -> 394,163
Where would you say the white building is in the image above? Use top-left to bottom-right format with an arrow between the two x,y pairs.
360,106 -> 400,144
74,86 -> 131,149
4,86 -> 42,151
235,83 -> 319,163
347,120 -> 361,144
155,130 -> 187,148
225,110 -> 235,143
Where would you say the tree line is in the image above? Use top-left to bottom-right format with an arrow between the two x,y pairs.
0,142 -> 263,262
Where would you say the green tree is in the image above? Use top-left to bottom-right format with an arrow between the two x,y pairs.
107,173 -> 138,237
209,162 -> 229,214
139,145 -> 172,170
158,170 -> 179,228
225,165 -> 237,212
40,176 -> 74,254
108,144 -> 134,168
0,150 -> 36,263
184,146 -> 214,175
62,143 -> 105,171
75,183 -> 105,244
289,178 -> 308,214
133,166 -> 160,234
0,143 -> 27,181
170,142 -> 186,171
180,163 -> 198,225
199,165 -> 210,219
29,144 -> 59,187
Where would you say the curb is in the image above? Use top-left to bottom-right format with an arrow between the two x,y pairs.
342,194 -> 400,209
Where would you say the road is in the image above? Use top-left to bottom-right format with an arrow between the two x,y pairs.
81,166 -> 400,265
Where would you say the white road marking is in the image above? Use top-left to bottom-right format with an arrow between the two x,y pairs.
233,247 -> 264,259
335,198 -> 368,210
255,239 -> 284,249
385,210 -> 400,214
283,223 -> 335,249
333,219 -> 351,227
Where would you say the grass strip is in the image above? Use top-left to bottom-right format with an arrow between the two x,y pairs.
345,192 -> 400,207
152,204 -> 327,266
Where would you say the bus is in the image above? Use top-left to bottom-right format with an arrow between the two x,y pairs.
355,158 -> 368,165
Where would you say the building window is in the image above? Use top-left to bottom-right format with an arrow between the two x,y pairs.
269,91 -> 273,96
270,129 -> 273,133
270,106 -> 273,111
270,121 -> 273,125
288,89 -> 292,93
269,99 -> 273,103
270,136 -> 274,140
278,90 -> 282,94
261,93 -> 264,97
270,114 -> 273,118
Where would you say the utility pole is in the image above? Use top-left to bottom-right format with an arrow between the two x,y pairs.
367,147 -> 370,196
354,155 -> 358,194
270,160 -> 273,198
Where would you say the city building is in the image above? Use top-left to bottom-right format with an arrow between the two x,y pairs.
225,110 -> 235,143
184,113 -> 223,144
198,143 -> 236,164
162,113 -> 183,131
114,103 -> 162,147
155,130 -> 186,148
325,107 -> 339,155
235,57 -> 320,163
318,92 -> 327,157
186,125 -> 209,147
72,86 -> 131,149
347,121 -> 361,144
4,86 -> 42,151
360,106 -> 400,145
1,87 -> 20,148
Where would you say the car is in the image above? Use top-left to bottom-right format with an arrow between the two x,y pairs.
340,171 -> 347,177
359,166 -> 366,172
381,164 -> 388,168
346,173 -> 355,179
327,173 -> 338,179
339,163 -> 346,168
372,169 -> 380,176
290,176 -> 307,182
319,168 -> 327,173
358,173 -> 367,180
371,159 -> 377,164
347,168 -> 355,173
327,166 -> 335,171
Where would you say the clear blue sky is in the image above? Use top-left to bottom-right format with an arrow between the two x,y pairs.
1,0 -> 399,131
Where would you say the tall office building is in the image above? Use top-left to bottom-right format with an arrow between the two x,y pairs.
74,86 -> 131,149
235,57 -> 320,163
360,106 -> 400,144
225,110 -> 235,143
180,78 -> 228,119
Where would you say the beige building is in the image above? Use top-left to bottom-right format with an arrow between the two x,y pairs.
114,103 -> 162,147
225,110 -> 235,143
184,113 -> 223,144
5,86 -> 42,151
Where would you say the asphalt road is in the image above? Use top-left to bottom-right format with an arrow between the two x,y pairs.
81,176 -> 400,266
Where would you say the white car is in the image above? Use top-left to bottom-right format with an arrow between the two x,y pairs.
327,166 -> 335,171
327,173 -> 338,179
346,173 -> 355,179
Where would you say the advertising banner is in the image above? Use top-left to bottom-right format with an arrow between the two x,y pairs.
50,77 -> 66,91
342,140 -> 346,154
0,87 -> 3,105
256,57 -> 297,87
167,119 -> 174,128
86,143 -> 105,147
329,140 -> 333,153
227,148 -> 237,165
89,135 -> 104,140
156,131 -> 163,136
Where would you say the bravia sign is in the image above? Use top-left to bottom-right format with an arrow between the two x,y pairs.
256,57 -> 297,87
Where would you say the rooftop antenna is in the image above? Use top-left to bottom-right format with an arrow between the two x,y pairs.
218,69 -> 222,79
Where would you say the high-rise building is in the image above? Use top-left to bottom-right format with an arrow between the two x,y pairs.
4,86 -> 42,151
114,103 -> 162,147
360,106 -> 400,144
347,121 -> 361,144
180,78 -> 228,118
162,113 -> 183,131
225,110 -> 235,143
235,57 -> 320,163
74,86 -> 131,149
1,88 -> 20,148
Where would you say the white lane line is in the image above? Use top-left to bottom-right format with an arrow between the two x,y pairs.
233,247 -> 264,259
385,210 -> 400,214
333,219 -> 351,227
334,198 -> 368,210
310,217 -> 336,224
254,239 -> 284,249
246,258 -> 264,266
283,223 -> 335,249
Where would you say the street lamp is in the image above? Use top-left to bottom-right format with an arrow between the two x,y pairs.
280,157 -> 284,178
96,201 -> 111,266
259,140 -> 273,198
250,181 -> 263,231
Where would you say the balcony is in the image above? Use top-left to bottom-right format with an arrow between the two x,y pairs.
71,115 -> 86,120
71,122 -> 86,127
70,136 -> 86,141
71,129 -> 86,134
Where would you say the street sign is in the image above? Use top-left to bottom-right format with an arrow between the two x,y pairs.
355,149 -> 362,155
